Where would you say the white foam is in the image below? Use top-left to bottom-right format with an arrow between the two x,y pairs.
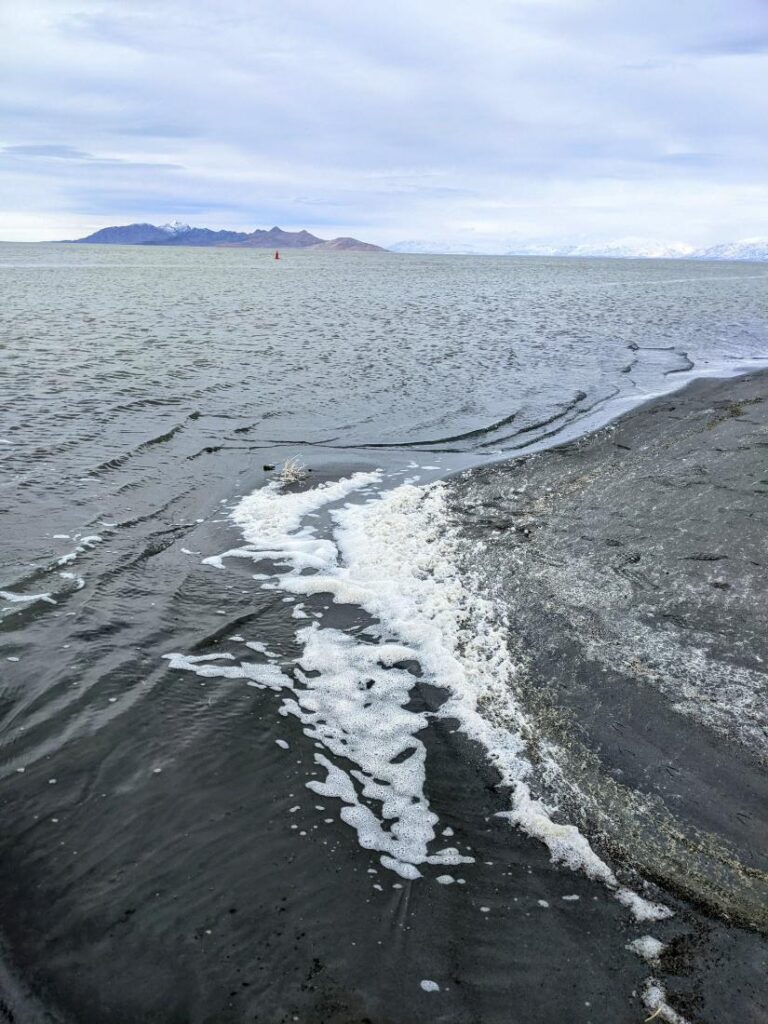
162,652 -> 289,691
203,472 -> 380,573
496,791 -> 614,884
244,640 -> 276,657
291,627 -> 446,877
0,589 -> 55,605
310,487 -> 584,871
627,936 -> 665,962
56,534 -> 103,567
642,979 -> 689,1023
615,888 -> 674,922
177,472 -> 673,920
164,626 -> 465,876
172,652 -> 235,663
59,572 -> 85,590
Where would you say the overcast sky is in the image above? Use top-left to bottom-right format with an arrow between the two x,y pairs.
1,0 -> 767,245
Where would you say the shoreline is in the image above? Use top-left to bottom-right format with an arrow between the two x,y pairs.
1,372 -> 765,1024
448,368 -> 768,933
458,357 -> 768,470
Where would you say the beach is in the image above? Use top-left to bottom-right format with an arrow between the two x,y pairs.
447,370 -> 768,1018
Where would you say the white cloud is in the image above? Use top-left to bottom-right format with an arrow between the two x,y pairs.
0,0 -> 767,243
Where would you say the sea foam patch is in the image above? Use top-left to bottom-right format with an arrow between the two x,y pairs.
202,472 -> 380,572
166,471 -> 472,878
169,471 -> 672,921
287,626 -> 472,877
319,482 -> 680,918
642,979 -> 690,1024
0,590 -> 55,605
297,485 -> 606,873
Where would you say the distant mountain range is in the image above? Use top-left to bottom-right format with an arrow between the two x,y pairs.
390,237 -> 768,261
56,224 -> 768,261
66,222 -> 385,251
690,239 -> 768,261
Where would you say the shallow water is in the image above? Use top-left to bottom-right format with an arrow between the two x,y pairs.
1,243 -> 767,1022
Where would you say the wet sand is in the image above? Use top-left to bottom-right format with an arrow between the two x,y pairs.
448,370 -> 768,1015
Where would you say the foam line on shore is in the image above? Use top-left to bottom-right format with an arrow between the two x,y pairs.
315,481 -> 672,919
168,471 -> 673,922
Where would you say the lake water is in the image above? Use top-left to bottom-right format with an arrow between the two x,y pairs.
1,243 -> 767,1022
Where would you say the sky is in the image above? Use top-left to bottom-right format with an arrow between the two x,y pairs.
1,0 -> 767,246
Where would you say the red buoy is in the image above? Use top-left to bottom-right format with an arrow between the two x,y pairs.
274,250 -> 280,260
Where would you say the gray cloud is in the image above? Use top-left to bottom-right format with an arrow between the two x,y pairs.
689,33 -> 768,56
1,144 -> 182,169
0,0 -> 766,244
2,144 -> 93,159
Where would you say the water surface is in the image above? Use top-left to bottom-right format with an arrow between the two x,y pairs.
1,244 -> 767,1023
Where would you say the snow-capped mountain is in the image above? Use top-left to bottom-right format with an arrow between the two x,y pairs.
551,238 -> 695,259
389,239 -> 493,254
392,237 -> 697,258
690,238 -> 768,261
159,221 -> 192,236
391,236 -> 768,260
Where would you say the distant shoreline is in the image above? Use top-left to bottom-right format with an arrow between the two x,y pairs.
3,239 -> 768,262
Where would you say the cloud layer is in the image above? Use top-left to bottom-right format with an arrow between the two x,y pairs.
1,0 -> 767,244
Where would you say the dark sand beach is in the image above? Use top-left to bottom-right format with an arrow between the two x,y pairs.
449,370 -> 768,1017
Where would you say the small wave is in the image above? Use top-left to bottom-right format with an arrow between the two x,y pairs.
663,349 -> 695,375
89,413 -> 201,476
480,390 -> 588,447
350,410 -> 520,449
0,589 -> 55,606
